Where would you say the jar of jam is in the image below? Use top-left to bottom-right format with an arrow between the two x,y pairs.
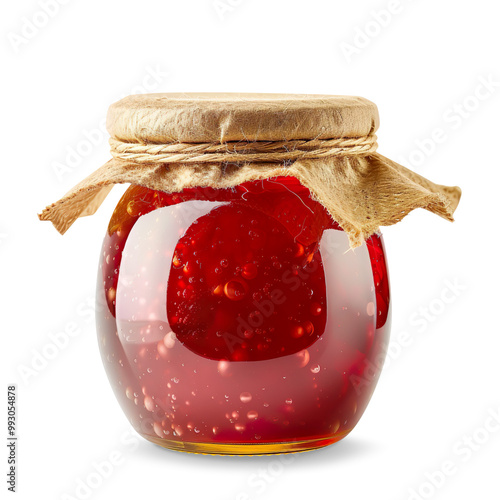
39,93 -> 461,454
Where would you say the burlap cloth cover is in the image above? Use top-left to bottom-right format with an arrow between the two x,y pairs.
39,93 -> 461,248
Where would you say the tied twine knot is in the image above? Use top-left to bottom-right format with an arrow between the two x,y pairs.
109,135 -> 378,164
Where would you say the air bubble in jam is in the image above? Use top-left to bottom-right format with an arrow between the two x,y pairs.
224,280 -> 247,301
96,177 -> 391,453
240,392 -> 252,403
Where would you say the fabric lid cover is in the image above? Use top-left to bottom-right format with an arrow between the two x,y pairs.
39,93 -> 461,248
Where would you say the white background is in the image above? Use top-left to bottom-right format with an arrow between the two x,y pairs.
2,1 -> 499,499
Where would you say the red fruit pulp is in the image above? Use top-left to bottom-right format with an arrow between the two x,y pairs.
166,202 -> 327,362
96,176 -> 390,451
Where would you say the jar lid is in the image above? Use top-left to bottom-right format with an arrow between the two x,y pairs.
39,92 -> 461,248
107,93 -> 379,144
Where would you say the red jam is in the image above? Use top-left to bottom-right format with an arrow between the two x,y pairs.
96,176 -> 390,453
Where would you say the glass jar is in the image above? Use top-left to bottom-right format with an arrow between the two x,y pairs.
96,175 -> 391,454
40,93 -> 460,454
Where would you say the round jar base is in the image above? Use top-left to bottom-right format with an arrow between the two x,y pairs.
141,431 -> 351,455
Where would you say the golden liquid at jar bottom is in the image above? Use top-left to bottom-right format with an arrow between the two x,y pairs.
141,433 -> 351,455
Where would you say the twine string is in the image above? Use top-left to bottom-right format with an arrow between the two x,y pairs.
109,135 -> 378,164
